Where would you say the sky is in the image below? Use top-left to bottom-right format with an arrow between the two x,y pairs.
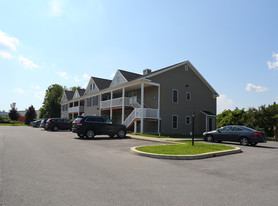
0,0 -> 278,114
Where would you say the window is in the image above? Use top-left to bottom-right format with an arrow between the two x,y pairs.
90,84 -> 92,90
186,116 -> 191,125
87,97 -> 92,107
93,96 -> 98,106
172,89 -> 178,103
93,83 -> 95,90
116,76 -> 120,84
172,115 -> 178,129
186,92 -> 191,101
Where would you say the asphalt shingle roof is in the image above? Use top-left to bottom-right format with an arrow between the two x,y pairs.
119,70 -> 142,82
65,91 -> 74,101
92,77 -> 112,90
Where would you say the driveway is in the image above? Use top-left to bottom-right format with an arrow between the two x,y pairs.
0,126 -> 277,206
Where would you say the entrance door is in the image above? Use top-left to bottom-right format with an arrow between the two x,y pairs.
208,118 -> 212,131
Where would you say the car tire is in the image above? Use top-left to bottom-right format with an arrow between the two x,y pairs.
53,126 -> 58,131
206,135 -> 214,142
240,137 -> 249,146
117,130 -> 126,138
250,142 -> 258,146
86,130 -> 95,139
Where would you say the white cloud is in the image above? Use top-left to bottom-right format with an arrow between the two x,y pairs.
18,56 -> 39,69
0,30 -> 19,59
109,73 -> 115,79
0,30 -> 19,51
275,97 -> 278,103
245,83 -> 268,93
30,85 -> 41,90
83,73 -> 90,80
57,72 -> 69,79
74,76 -> 81,82
13,88 -> 25,94
0,51 -> 12,59
34,91 -> 45,100
49,0 -> 65,17
267,53 -> 278,70
217,94 -> 234,114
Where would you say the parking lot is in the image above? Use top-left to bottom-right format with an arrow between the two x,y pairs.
0,126 -> 278,206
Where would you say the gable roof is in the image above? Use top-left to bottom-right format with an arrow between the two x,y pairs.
92,77 -> 112,90
65,91 -> 74,101
77,89 -> 85,96
118,70 -> 142,82
144,61 -> 219,97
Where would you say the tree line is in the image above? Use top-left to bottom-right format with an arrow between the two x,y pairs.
217,103 -> 278,140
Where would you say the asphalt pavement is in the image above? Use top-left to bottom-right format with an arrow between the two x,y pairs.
0,126 -> 278,206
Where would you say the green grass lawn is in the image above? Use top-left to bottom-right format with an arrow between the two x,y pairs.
136,141 -> 235,155
0,122 -> 27,126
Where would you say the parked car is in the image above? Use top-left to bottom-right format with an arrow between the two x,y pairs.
203,125 -> 267,146
40,118 -> 49,128
45,118 -> 72,131
72,116 -> 127,138
33,120 -> 41,128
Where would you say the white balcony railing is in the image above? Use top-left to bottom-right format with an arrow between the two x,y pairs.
100,97 -> 141,109
68,106 -> 84,113
123,108 -> 159,127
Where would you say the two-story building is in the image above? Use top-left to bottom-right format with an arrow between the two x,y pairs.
60,61 -> 219,135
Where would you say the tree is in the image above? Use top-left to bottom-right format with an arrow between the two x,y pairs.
40,84 -> 64,118
9,103 -> 20,121
70,86 -> 81,92
24,105 -> 37,125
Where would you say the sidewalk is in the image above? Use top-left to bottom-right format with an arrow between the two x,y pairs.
128,134 -> 203,143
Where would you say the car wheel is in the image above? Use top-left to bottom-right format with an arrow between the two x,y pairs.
78,133 -> 84,138
206,135 -> 214,142
117,130 -> 126,138
240,137 -> 249,146
53,126 -> 59,131
86,130 -> 95,139
250,142 -> 258,146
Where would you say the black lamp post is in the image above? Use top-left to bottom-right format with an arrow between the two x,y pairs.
192,111 -> 195,146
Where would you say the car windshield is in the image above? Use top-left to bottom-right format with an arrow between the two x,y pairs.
73,118 -> 83,123
105,119 -> 113,124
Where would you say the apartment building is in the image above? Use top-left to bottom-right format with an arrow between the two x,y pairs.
60,61 -> 218,135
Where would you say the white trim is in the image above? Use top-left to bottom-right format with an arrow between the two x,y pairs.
172,115 -> 178,129
172,89 -> 178,104
122,88 -> 125,124
109,70 -> 128,88
140,82 -> 144,133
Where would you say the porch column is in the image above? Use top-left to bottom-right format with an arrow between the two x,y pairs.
157,84 -> 161,135
206,116 -> 208,132
99,94 -> 102,116
122,88 -> 125,124
110,91 -> 113,119
78,100 -> 80,116
134,120 -> 137,133
140,82 -> 144,133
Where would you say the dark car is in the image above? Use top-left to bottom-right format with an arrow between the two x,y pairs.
40,118 -> 48,128
72,116 -> 127,139
33,120 -> 41,128
203,125 -> 267,146
45,118 -> 72,131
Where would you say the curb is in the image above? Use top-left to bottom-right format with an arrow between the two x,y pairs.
130,146 -> 242,160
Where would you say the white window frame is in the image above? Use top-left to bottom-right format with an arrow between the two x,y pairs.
172,115 -> 178,129
186,92 -> 191,101
172,89 -> 178,103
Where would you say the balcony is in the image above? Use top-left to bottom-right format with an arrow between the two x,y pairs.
100,97 -> 140,109
68,106 -> 84,113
